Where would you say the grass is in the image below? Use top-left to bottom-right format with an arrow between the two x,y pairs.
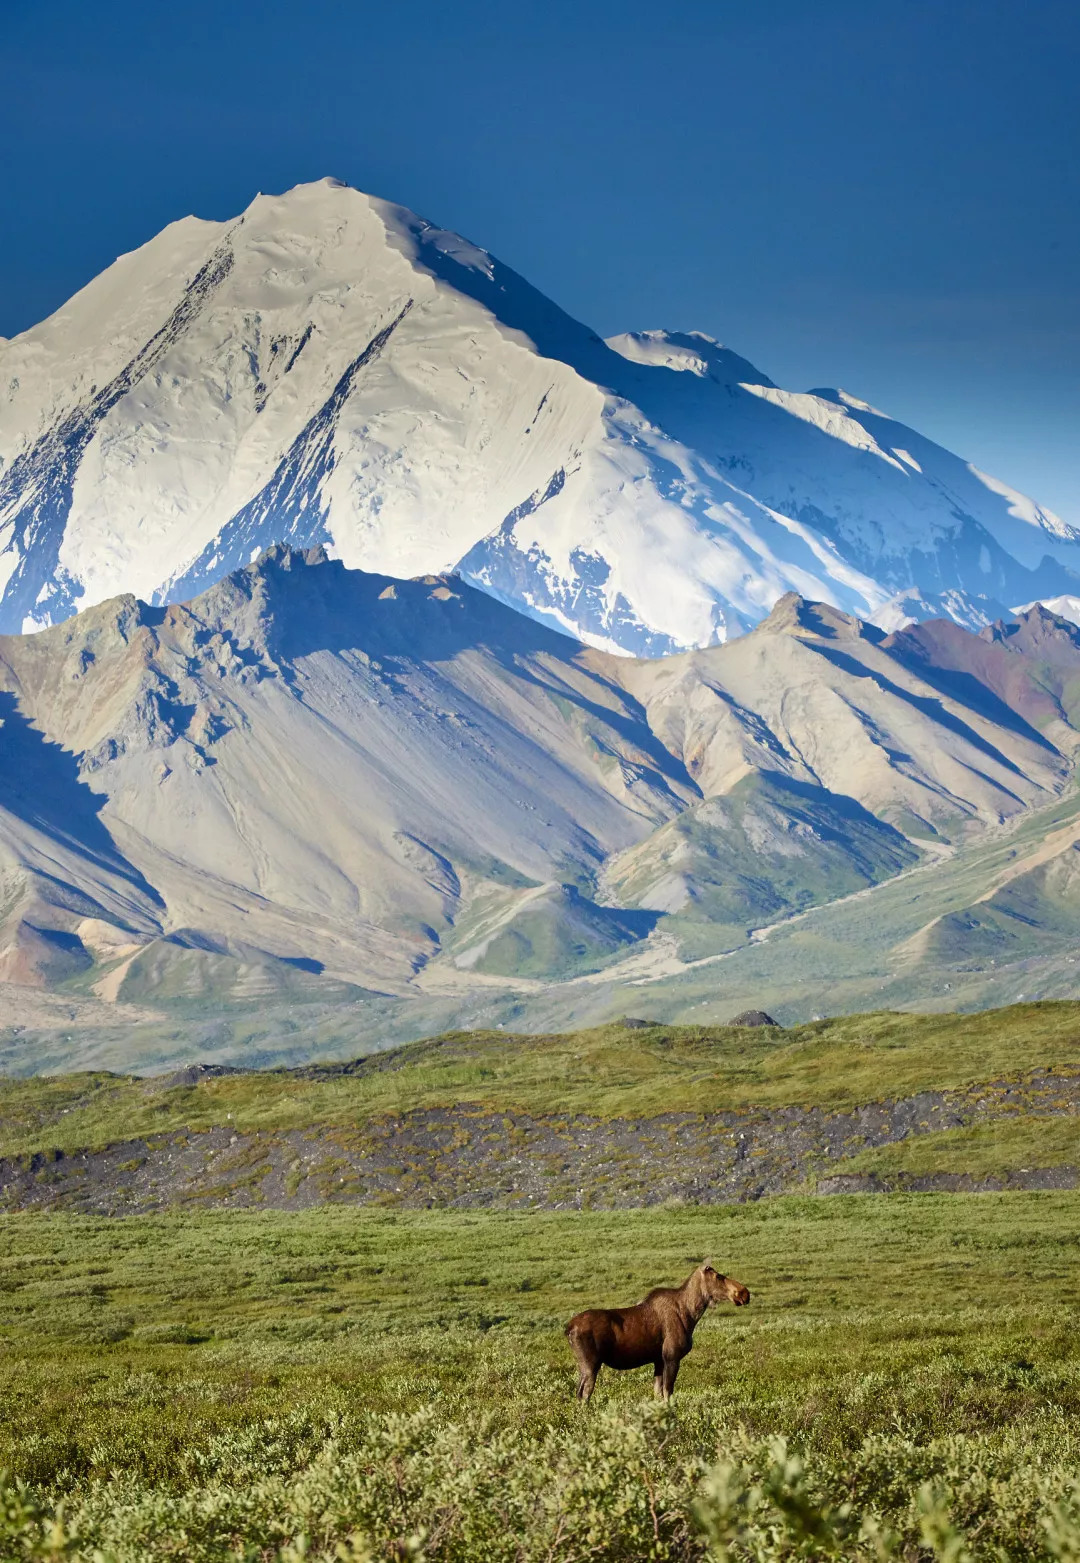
634,780 -> 1080,1024
3,1194 -> 1080,1558
4,1007 -> 1080,1554
3,1002 -> 1080,1161
9,791 -> 1080,1082
9,787 -> 1080,1086
839,1113 -> 1080,1180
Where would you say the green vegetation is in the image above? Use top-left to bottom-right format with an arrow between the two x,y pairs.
607,771 -> 918,942
8,789 -> 1080,1081
3,1194 -> 1080,1558
840,1113 -> 1080,1181
644,783 -> 1080,1026
923,850 -> 1080,966
467,885 -> 653,980
2,1002 -> 1079,1161
2,1005 -> 1079,1552
94,941 -> 366,1007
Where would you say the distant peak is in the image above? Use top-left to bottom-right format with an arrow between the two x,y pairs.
249,543 -> 331,573
1009,595 -> 1080,631
755,592 -> 880,642
981,599 -> 1080,660
605,329 -> 774,388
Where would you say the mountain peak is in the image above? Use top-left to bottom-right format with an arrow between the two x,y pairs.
0,184 -> 1074,653
0,550 -> 1071,1020
174,545 -> 583,672
981,602 -> 1080,662
251,542 -> 331,573
755,593 -> 881,642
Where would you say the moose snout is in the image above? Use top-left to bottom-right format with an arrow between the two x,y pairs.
733,1286 -> 751,1306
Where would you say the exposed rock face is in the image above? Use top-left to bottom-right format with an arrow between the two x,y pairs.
727,1010 -> 780,1028
150,1063 -> 241,1091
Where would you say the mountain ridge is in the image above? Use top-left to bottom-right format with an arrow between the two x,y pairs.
2,546 -> 1080,1068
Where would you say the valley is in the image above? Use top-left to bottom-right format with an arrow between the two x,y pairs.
3,22 -> 1078,1562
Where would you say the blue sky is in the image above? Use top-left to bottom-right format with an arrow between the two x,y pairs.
2,0 -> 1078,518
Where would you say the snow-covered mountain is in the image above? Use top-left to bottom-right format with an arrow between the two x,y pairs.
1,177 -> 1076,652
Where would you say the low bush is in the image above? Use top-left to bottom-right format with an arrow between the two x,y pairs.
4,1403 -> 1080,1559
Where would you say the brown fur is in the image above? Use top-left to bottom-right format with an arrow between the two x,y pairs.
565,1264 -> 750,1402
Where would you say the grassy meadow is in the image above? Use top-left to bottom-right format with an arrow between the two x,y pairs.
3,1005 -> 1080,1556
3,1193 -> 1080,1559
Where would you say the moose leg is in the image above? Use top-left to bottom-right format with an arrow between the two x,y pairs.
653,1361 -> 665,1400
568,1329 -> 599,1403
577,1365 -> 598,1402
661,1352 -> 681,1401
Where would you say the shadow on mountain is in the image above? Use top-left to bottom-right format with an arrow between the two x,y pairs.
245,547 -> 574,663
883,629 -> 1060,753
0,691 -> 164,905
608,769 -> 917,945
241,549 -> 697,797
407,223 -> 1080,610
811,644 -> 1032,785
465,883 -> 661,981
755,770 -> 909,832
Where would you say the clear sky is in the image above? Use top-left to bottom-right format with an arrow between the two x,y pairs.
3,0 -> 1078,519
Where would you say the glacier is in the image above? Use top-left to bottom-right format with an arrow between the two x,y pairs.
0,176 -> 1077,651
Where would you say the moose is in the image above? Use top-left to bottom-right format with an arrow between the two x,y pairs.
566,1263 -> 750,1402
